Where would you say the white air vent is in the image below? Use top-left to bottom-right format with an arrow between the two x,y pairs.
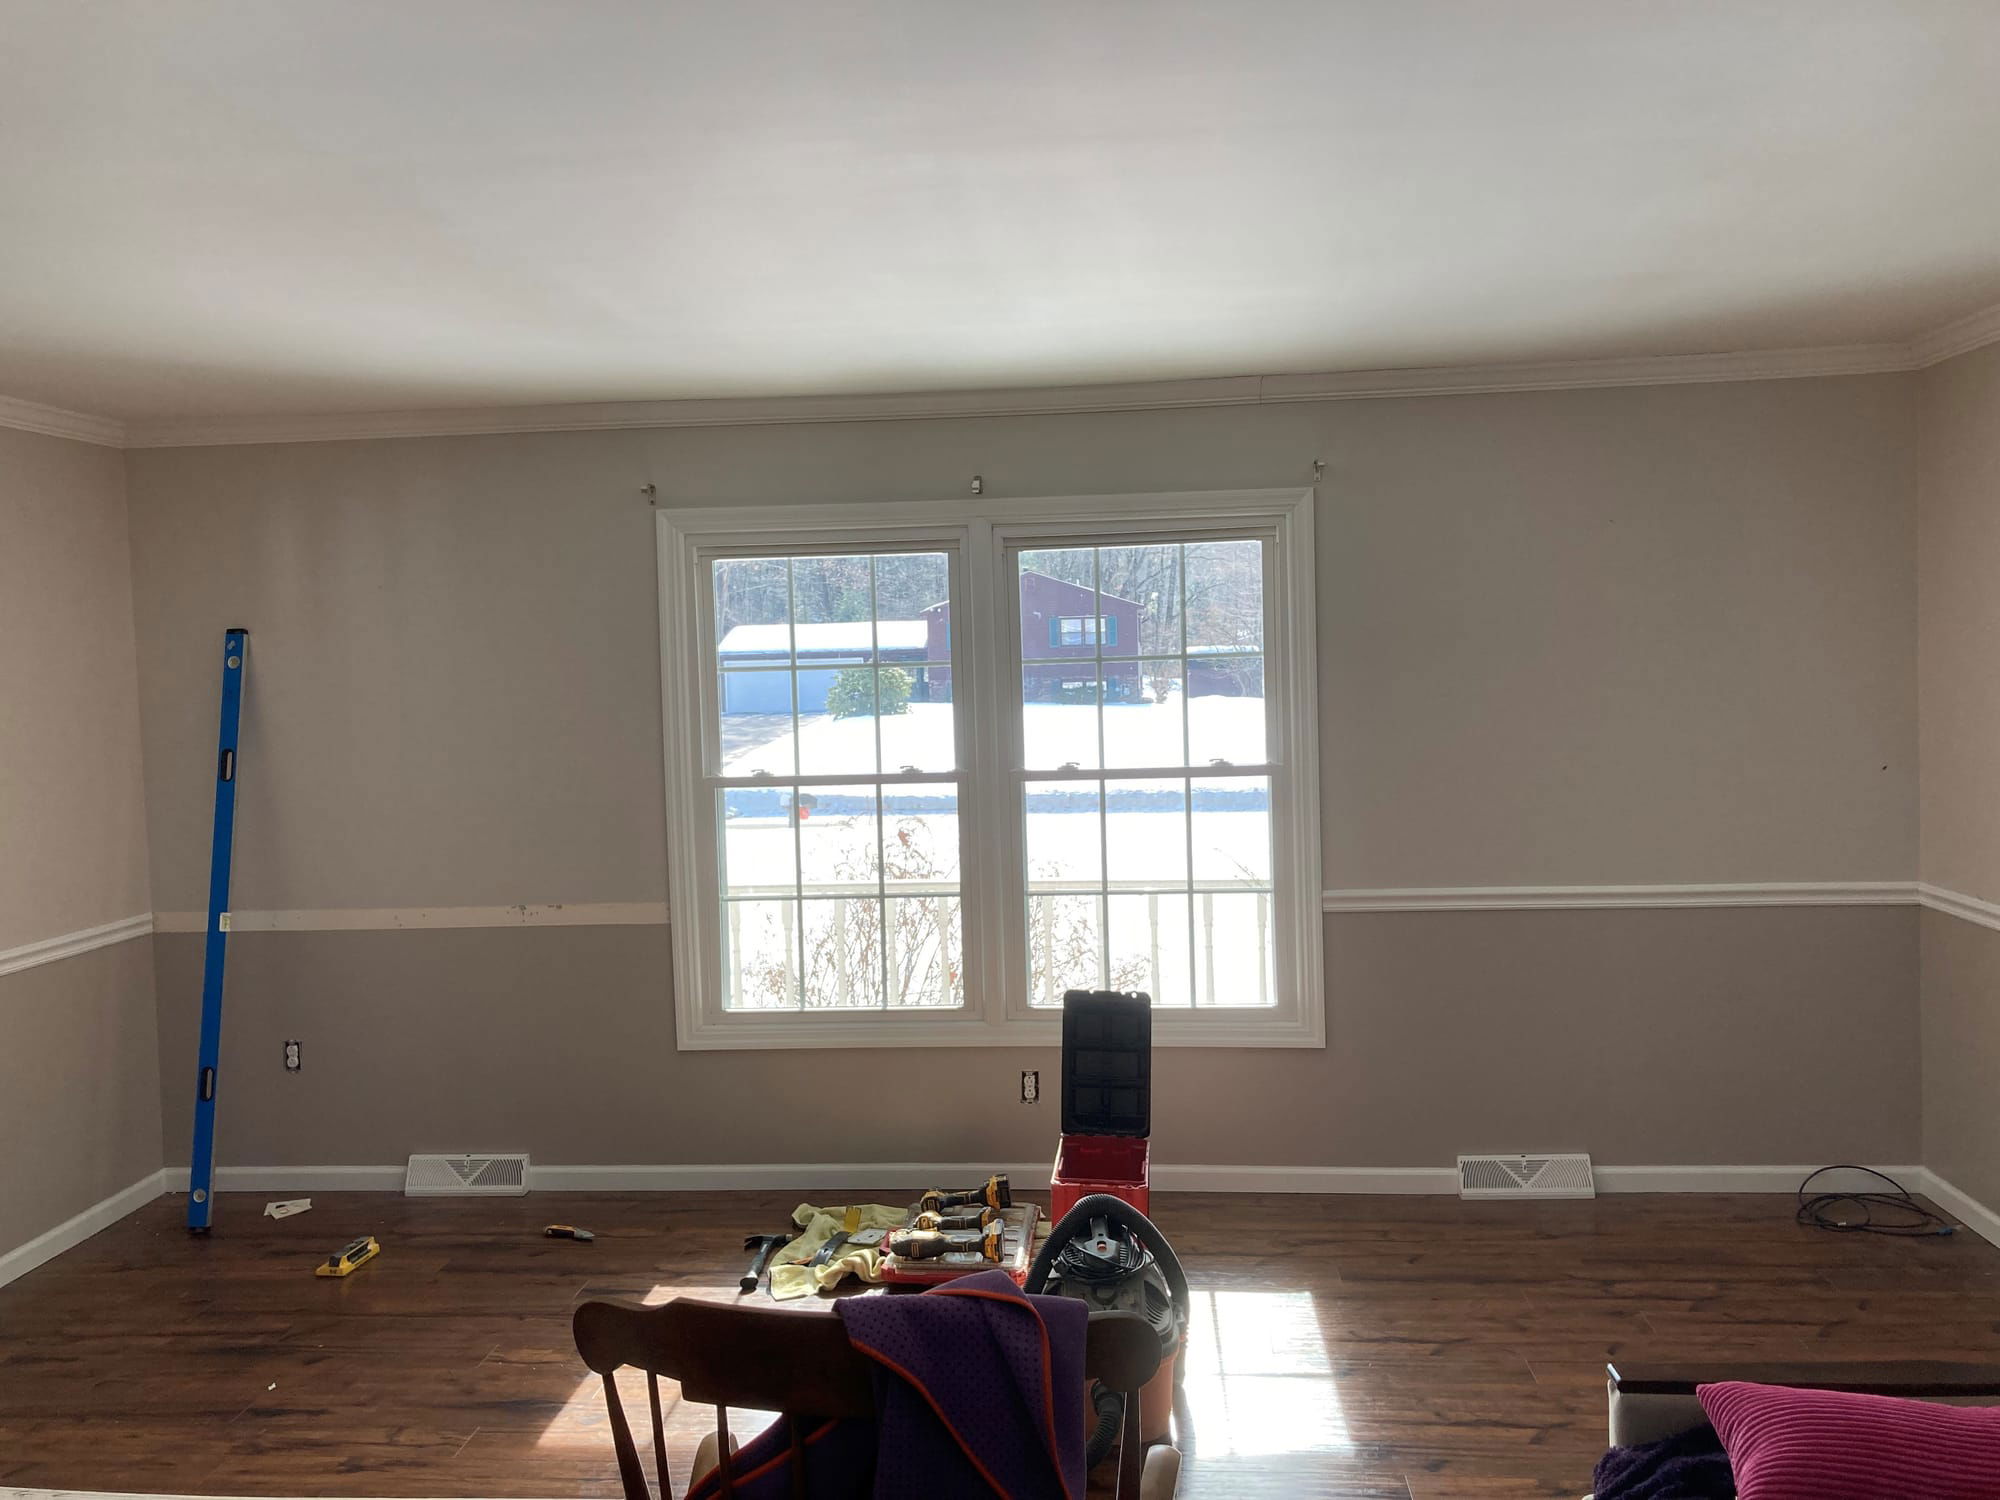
1458,1152 -> 1595,1199
405,1152 -> 531,1196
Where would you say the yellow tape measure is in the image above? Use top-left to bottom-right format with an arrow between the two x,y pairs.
314,1235 -> 380,1277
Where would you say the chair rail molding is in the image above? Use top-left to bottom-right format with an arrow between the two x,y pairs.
1322,882 -> 1917,912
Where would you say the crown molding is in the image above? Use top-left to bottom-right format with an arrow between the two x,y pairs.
0,393 -> 125,447
119,376 -> 1269,449
121,347 -> 1927,448
1910,299 -> 2000,368
1260,343 -> 1919,403
15,297 -> 2000,453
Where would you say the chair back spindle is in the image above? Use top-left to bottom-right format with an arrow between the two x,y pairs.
572,1295 -> 1166,1499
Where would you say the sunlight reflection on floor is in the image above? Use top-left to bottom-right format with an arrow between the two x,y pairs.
1178,1289 -> 1351,1457
536,1285 -> 775,1454
534,1285 -> 1349,1470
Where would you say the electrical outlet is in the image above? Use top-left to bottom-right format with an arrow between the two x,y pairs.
1020,1069 -> 1039,1103
284,1040 -> 301,1072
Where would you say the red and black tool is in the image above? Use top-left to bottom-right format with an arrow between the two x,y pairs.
885,1220 -> 1004,1262
913,1206 -> 998,1232
916,1174 -> 1012,1214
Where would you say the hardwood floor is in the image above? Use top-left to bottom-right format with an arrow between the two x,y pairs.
2,1189 -> 1997,1498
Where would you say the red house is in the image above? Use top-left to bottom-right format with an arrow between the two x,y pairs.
921,571 -> 1143,701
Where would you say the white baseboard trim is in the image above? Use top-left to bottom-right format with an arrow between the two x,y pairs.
1141,1164 -> 1925,1195
146,1161 -> 1942,1200
534,1162 -> 1053,1192
160,1162 -> 1049,1194
1149,1164 -> 1457,1193
0,914 -> 153,980
0,1169 -> 169,1290
1915,1169 -> 2000,1251
159,1164 -> 407,1192
17,1163 -> 1994,1289
1592,1164 -> 1921,1193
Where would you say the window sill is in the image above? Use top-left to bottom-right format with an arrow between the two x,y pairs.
675,1008 -> 1326,1051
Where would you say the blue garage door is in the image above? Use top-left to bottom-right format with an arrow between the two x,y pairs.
721,669 -> 841,714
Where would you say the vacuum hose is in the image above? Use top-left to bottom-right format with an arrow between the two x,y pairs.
1086,1384 -> 1124,1467
1026,1192 -> 1191,1310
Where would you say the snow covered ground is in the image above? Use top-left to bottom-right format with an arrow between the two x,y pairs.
718,694 -> 1267,777
715,695 -> 1277,1010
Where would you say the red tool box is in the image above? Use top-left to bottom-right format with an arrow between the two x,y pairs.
1050,990 -> 1152,1220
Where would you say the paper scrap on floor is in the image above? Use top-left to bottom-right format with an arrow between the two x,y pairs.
262,1198 -> 311,1219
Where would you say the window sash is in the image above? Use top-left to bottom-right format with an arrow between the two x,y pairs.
1004,533 -> 1277,1012
657,490 -> 1323,1050
705,546 -> 968,1016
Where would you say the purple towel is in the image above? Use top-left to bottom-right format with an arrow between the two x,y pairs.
1591,1421 -> 1734,1500
837,1270 -> 1088,1500
684,1415 -> 874,1499
683,1272 -> 1087,1500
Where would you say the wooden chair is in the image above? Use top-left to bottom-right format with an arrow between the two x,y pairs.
573,1295 -> 1179,1500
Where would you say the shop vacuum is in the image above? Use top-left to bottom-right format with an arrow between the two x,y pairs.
1027,990 -> 1190,1467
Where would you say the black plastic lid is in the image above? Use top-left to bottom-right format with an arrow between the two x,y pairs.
1060,989 -> 1152,1138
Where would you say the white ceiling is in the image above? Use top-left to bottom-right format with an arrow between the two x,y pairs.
5,0 -> 2000,423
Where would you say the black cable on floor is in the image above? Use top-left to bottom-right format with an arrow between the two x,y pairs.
1796,1165 -> 1955,1237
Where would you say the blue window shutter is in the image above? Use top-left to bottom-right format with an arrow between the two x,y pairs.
1102,616 -> 1117,646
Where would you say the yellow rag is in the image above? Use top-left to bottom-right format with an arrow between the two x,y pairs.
766,1201 -> 908,1300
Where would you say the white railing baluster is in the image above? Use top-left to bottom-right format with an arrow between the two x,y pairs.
835,898 -> 850,1006
1147,891 -> 1161,1001
936,899 -> 952,1006
1256,892 -> 1270,1003
729,902 -> 744,1007
884,902 -> 899,1007
1200,892 -> 1216,1007
781,902 -> 796,1009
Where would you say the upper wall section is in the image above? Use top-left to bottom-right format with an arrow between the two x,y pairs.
1918,341 -> 2000,904
0,427 -> 151,950
123,375 -> 1917,913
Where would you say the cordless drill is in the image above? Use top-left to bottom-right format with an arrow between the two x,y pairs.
916,1173 -> 1012,1214
886,1220 -> 1005,1262
913,1206 -> 999,1232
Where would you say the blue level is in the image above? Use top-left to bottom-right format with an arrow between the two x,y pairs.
187,628 -> 248,1233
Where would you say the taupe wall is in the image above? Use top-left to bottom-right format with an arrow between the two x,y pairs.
0,425 -> 161,1252
1,427 -> 152,949
124,375 -> 1923,1170
152,907 -> 1917,1171
1916,341 -> 2000,1207
0,941 -> 164,1252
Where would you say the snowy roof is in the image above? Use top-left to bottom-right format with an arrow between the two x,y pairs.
717,620 -> 931,655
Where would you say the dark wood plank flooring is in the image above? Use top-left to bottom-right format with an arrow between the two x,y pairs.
2,1190 -> 1997,1498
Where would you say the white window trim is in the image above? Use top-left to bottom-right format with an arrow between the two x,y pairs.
657,487 -> 1323,1050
